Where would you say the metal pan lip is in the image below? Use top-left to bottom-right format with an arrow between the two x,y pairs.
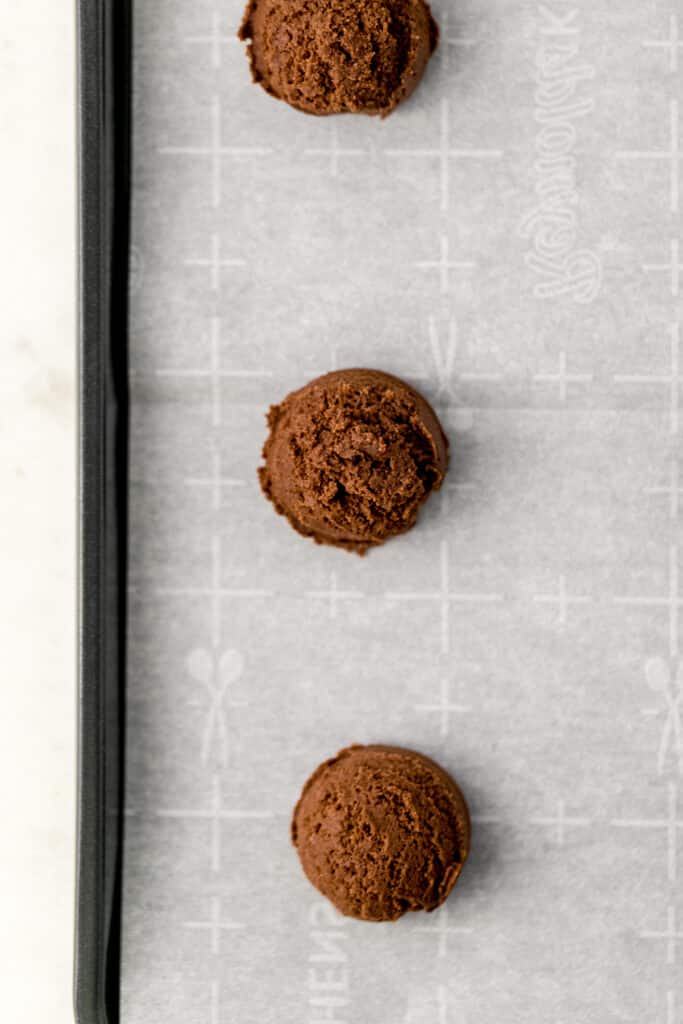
75,1 -> 131,1020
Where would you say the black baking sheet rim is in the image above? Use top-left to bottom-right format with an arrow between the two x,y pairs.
75,1 -> 131,1021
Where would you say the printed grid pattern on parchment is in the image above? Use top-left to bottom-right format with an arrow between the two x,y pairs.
123,0 -> 683,1022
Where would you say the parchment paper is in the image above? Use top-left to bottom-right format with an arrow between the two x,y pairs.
123,0 -> 683,1020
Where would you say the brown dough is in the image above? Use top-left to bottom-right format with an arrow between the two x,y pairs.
292,745 -> 471,922
238,0 -> 438,117
258,368 -> 449,554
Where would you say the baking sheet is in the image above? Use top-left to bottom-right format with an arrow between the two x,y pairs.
123,0 -> 683,1020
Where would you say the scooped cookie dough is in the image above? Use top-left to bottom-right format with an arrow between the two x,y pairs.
238,0 -> 438,116
292,745 -> 471,922
258,368 -> 449,554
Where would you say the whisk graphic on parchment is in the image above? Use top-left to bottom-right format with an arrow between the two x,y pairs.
186,648 -> 246,765
645,657 -> 683,776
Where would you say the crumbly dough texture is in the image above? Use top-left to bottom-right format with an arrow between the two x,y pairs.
258,368 -> 449,554
292,745 -> 471,922
238,0 -> 439,116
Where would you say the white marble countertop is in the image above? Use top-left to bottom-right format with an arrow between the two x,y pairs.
1,1 -> 76,1020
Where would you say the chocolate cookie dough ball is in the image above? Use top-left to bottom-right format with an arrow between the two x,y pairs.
258,368 -> 448,554
238,0 -> 439,117
292,745 -> 471,921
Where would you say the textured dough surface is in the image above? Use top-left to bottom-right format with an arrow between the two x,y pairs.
238,0 -> 439,116
258,368 -> 449,553
292,745 -> 471,922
